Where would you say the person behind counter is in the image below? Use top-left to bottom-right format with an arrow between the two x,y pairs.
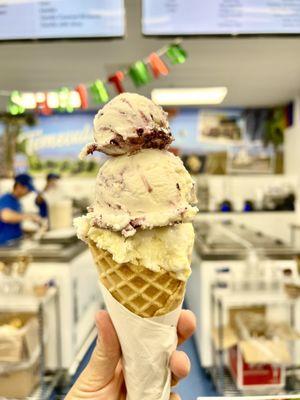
35,173 -> 61,218
0,174 -> 41,246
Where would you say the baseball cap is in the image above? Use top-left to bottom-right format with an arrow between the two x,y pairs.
15,173 -> 35,192
46,173 -> 60,181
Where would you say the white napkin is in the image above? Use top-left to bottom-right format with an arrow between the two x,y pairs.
99,282 -> 182,400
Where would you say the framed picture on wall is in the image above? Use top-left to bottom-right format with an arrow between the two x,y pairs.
198,110 -> 244,146
227,145 -> 275,175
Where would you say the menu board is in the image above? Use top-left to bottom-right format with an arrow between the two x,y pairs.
142,0 -> 300,35
0,0 -> 124,40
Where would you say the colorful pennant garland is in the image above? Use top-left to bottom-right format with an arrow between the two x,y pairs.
3,41 -> 187,115
90,80 -> 109,104
129,61 -> 152,87
108,71 -> 125,94
35,92 -> 52,115
148,53 -> 169,78
166,44 -> 187,64
8,91 -> 25,115
75,84 -> 88,110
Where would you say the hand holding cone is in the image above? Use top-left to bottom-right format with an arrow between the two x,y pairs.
66,310 -> 196,400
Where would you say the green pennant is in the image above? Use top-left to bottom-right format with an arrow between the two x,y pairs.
90,80 -> 109,104
58,87 -> 73,113
129,61 -> 152,87
166,44 -> 187,64
7,91 -> 25,115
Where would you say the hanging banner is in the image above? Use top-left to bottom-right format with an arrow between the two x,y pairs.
76,84 -> 89,109
108,70 -> 125,94
129,61 -> 152,87
148,53 -> 169,78
90,80 -> 109,104
166,43 -> 187,64
4,41 -> 188,115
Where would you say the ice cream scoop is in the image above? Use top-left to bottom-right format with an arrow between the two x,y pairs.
80,93 -> 173,157
74,216 -> 194,281
88,148 -> 198,236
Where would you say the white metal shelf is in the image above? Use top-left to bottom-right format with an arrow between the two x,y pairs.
0,287 -> 57,313
0,287 -> 61,400
213,289 -> 292,308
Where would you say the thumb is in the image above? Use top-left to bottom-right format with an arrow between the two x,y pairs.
79,310 -> 121,390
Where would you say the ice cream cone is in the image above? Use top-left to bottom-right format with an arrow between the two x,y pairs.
89,240 -> 185,318
75,93 -> 197,399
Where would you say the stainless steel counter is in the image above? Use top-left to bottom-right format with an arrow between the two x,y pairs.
0,240 -> 86,263
194,221 -> 297,260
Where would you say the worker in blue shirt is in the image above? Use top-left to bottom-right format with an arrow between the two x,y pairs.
0,174 -> 41,246
35,173 -> 61,218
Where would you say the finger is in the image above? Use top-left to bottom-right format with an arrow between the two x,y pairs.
177,310 -> 196,345
170,350 -> 191,386
170,393 -> 181,400
80,310 -> 121,390
171,374 -> 179,387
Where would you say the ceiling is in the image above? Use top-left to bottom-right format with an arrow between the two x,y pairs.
1,0 -> 300,111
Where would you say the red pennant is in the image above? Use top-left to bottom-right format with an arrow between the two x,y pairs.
36,93 -> 52,115
108,70 -> 125,94
148,53 -> 169,78
75,84 -> 88,109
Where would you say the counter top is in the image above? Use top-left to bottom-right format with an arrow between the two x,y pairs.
194,221 -> 297,260
0,287 -> 58,312
0,239 -> 87,263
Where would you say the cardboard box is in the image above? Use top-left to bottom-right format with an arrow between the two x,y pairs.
212,311 -> 300,392
0,350 -> 40,398
0,313 -> 39,363
229,345 -> 285,391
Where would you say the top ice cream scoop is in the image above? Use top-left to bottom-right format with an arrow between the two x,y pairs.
80,93 -> 173,157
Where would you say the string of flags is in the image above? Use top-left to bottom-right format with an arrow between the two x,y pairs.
3,41 -> 187,116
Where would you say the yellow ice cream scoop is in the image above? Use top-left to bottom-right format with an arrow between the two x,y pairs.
9,318 -> 23,329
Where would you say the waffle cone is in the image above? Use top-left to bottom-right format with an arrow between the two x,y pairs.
89,241 -> 185,318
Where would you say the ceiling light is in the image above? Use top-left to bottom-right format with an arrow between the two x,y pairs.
47,92 -> 59,108
69,91 -> 81,108
151,87 -> 228,106
20,92 -> 36,109
35,92 -> 46,103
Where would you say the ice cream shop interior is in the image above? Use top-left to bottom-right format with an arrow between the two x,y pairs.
1,1 -> 300,399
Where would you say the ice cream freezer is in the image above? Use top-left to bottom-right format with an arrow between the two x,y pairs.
185,221 -> 300,369
0,232 -> 103,371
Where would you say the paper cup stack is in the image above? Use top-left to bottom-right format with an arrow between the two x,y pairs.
74,93 -> 198,400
